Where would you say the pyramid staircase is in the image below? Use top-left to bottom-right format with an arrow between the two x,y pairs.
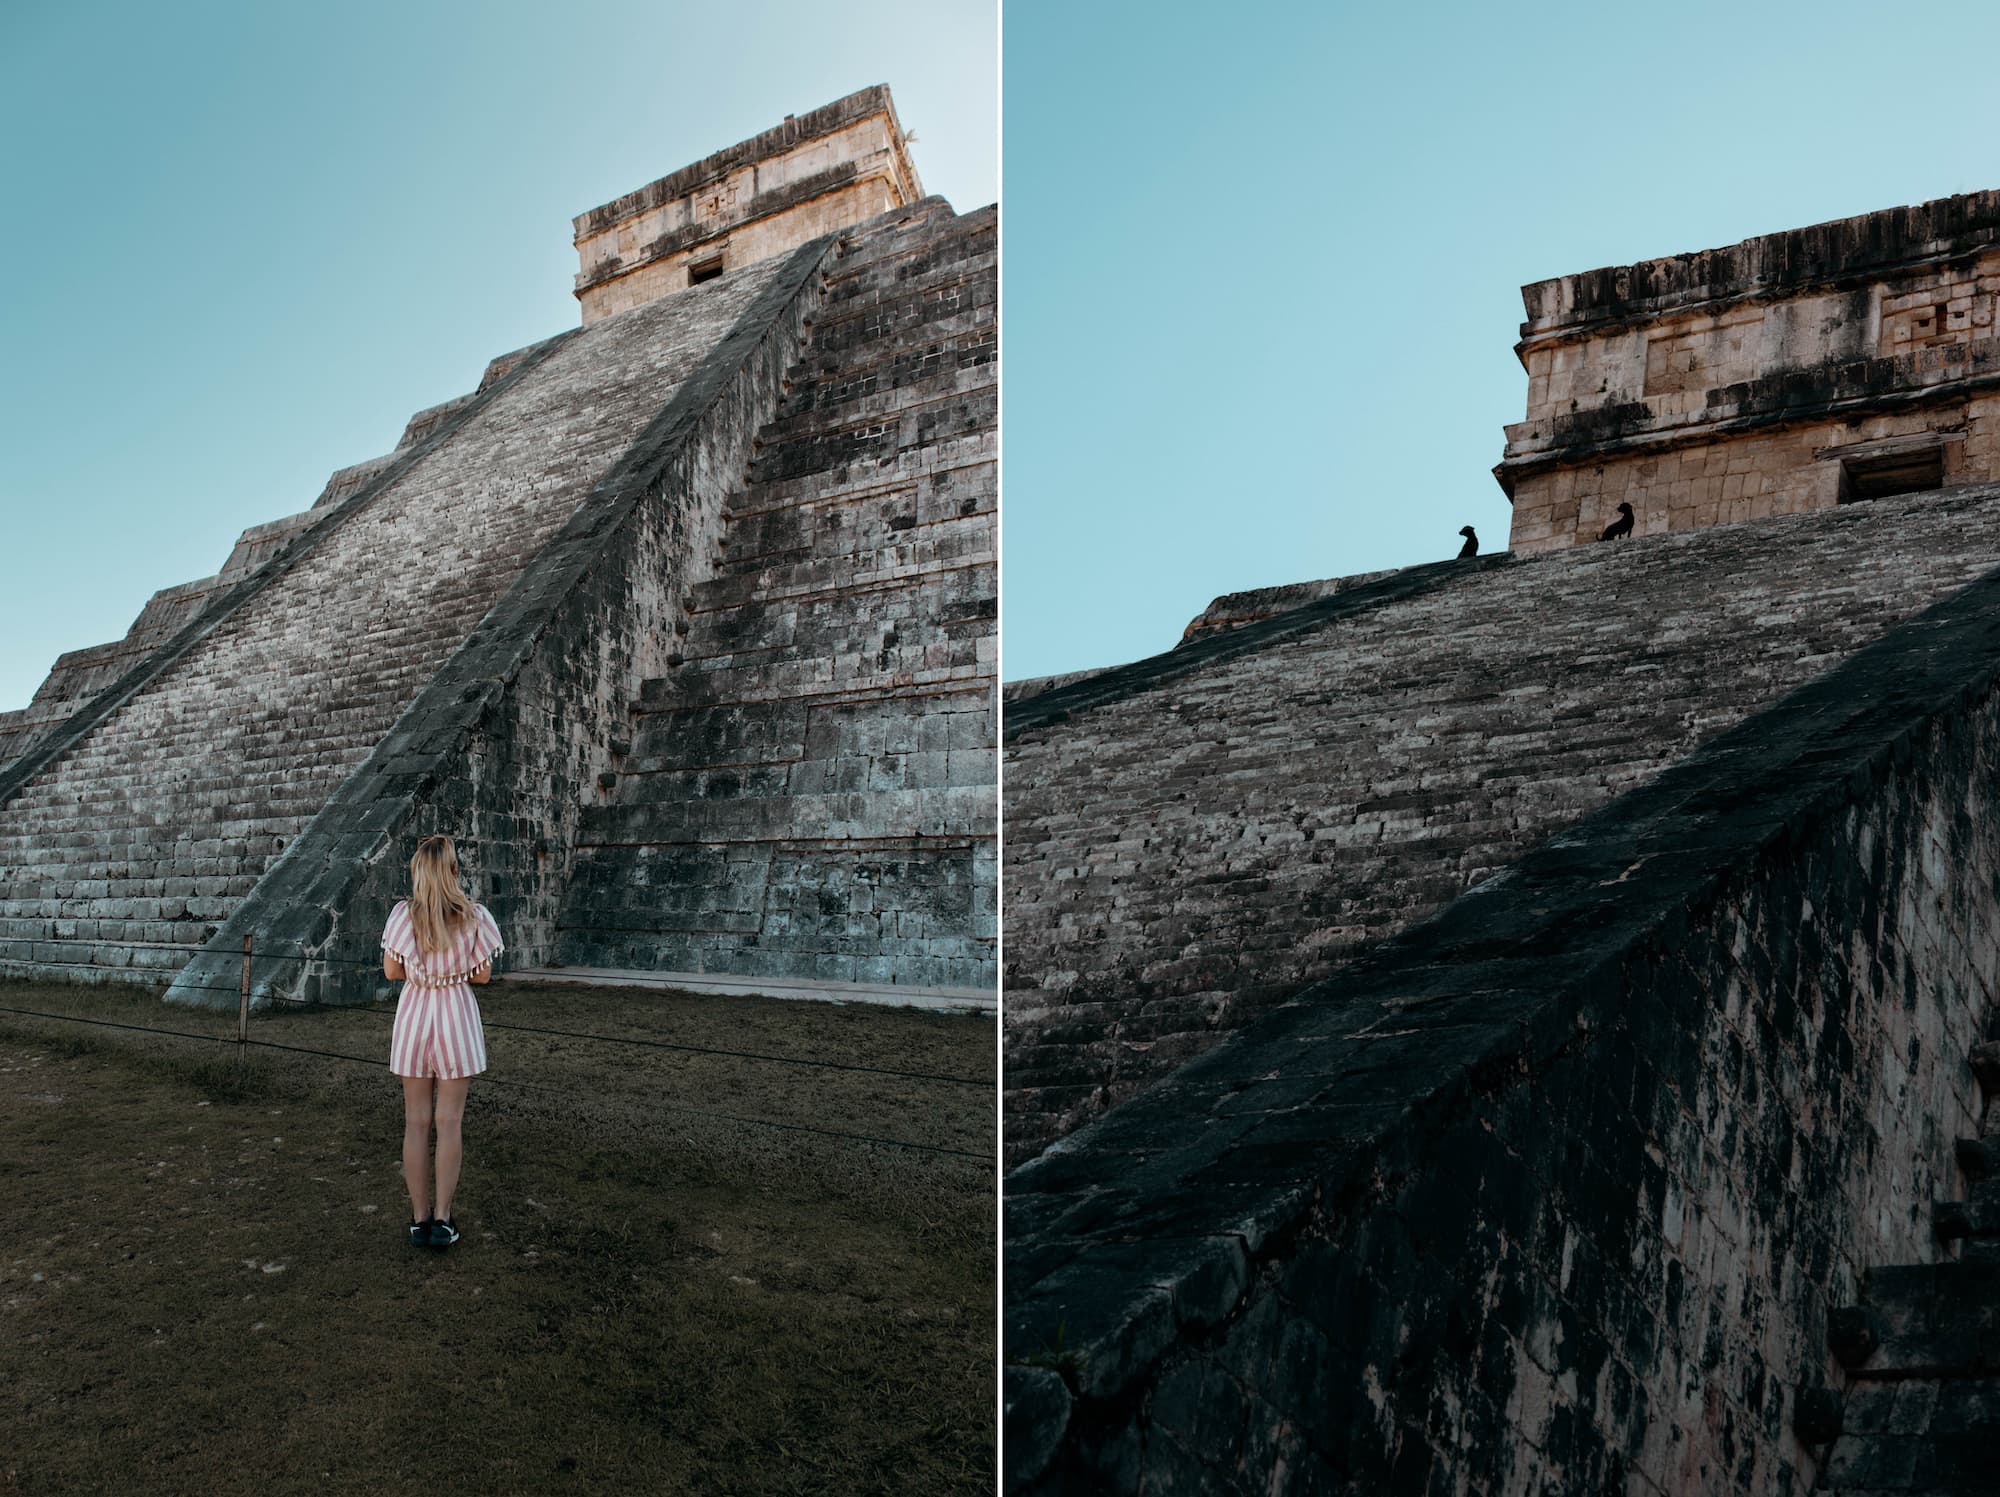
551,203 -> 998,991
1817,1028 -> 2000,1491
0,252 -> 797,987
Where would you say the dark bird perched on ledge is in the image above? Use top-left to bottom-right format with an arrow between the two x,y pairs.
1457,525 -> 1478,559
1600,502 -> 1635,541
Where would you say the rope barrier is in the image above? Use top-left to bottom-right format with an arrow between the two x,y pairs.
78,946 -> 990,1087
0,936 -> 998,1163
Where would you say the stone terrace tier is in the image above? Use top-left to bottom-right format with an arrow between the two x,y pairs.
1004,486 -> 2000,1163
0,389 -> 490,773
0,257 -> 786,985
552,203 -> 997,989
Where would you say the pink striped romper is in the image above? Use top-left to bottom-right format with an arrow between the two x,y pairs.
381,901 -> 503,1080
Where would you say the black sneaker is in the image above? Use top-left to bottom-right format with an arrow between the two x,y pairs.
408,1217 -> 432,1249
428,1216 -> 461,1250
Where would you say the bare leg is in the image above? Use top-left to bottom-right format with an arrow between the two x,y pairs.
401,1076 -> 434,1222
433,1077 -> 470,1220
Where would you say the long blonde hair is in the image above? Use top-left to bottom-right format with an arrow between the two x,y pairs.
408,835 -> 477,954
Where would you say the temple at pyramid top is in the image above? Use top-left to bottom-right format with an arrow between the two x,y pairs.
571,84 -> 923,322
1496,188 -> 2000,552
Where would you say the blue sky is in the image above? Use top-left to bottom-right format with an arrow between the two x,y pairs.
0,0 -> 995,710
1001,0 -> 2000,681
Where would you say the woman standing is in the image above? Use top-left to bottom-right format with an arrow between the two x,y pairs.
380,835 -> 504,1250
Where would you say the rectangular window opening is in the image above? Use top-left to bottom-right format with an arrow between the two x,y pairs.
688,257 -> 725,286
1839,444 -> 1945,504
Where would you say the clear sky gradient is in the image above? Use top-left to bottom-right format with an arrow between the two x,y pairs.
1002,0 -> 2000,681
0,0 -> 996,710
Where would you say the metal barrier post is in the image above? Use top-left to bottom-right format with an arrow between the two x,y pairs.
238,935 -> 251,1057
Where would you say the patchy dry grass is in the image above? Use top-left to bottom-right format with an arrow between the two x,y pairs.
0,978 -> 995,1496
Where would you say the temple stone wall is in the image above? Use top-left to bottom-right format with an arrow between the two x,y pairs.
1004,487 -> 2000,1164
573,85 -> 920,323
1507,393 -> 2000,551
1007,583 -> 2000,1491
1498,190 -> 2000,553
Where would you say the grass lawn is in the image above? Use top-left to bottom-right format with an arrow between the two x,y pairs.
0,977 -> 995,1496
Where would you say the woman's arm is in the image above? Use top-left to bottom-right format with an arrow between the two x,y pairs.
384,952 -> 405,981
470,959 -> 492,986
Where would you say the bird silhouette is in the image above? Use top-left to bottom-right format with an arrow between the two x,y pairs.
1600,502 -> 1635,541
1457,525 -> 1478,559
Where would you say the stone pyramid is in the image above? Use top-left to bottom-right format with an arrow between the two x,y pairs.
1003,189 -> 2000,1494
0,85 -> 995,1007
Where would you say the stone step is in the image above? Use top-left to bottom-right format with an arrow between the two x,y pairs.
685,569 -> 997,657
658,642 -> 993,709
812,248 -> 996,317
707,482 -> 994,582
757,358 -> 995,446
696,531 -> 996,609
803,290 -> 996,366
712,469 -> 995,550
730,433 -> 996,515
550,205 -> 995,995
776,327 -> 997,427
1820,1378 -> 2000,1493
553,838 -> 994,990
635,659 -> 990,715
1830,1263 -> 2000,1378
626,689 -> 988,765
818,229 -> 995,306
746,388 -> 998,488
605,744 -> 993,807
576,783 -> 993,845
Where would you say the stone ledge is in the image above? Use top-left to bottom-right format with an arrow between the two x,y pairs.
1497,344 -> 2000,491
571,85 -> 912,239
1003,555 -> 1516,742
1520,189 -> 2000,342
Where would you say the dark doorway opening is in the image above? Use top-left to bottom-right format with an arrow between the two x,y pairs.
1838,443 -> 1945,504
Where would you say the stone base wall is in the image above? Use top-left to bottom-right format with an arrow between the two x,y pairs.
1508,394 -> 2000,553
1006,567 -> 2000,1493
